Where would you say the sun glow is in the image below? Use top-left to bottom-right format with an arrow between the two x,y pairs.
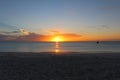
52,36 -> 63,42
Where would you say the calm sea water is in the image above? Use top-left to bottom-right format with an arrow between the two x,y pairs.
0,41 -> 120,53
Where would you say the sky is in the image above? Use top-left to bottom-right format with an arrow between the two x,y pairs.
0,0 -> 120,41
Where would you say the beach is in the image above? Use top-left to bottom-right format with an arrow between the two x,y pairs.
0,0 -> 120,79
0,52 -> 120,80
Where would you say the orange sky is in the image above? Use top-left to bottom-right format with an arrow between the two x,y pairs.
35,34 -> 82,42
0,30 -> 120,42
27,32 -> 119,42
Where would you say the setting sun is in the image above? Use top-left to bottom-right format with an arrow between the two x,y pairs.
52,36 -> 63,42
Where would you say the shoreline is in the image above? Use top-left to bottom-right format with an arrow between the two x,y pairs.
0,52 -> 120,57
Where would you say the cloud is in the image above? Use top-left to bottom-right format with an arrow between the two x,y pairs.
0,23 -> 36,36
0,34 -> 17,41
50,30 -> 60,35
15,33 -> 48,42
0,29 -> 82,42
0,28 -> 36,35
59,33 -> 82,41
0,31 -> 20,35
0,28 -> 31,41
20,29 -> 31,35
0,32 -> 40,41
12,31 -> 20,33
15,33 -> 82,42
61,33 -> 81,37
0,22 -> 18,29
0,29 -> 42,41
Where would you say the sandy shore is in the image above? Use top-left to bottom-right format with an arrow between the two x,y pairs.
0,52 -> 120,80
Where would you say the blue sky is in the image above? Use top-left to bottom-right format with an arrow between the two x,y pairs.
0,0 -> 120,41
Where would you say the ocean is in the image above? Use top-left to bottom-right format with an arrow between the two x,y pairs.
0,41 -> 120,53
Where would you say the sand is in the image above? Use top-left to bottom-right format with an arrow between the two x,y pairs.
0,52 -> 120,80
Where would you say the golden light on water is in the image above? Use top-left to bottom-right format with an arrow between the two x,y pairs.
55,42 -> 60,53
55,42 -> 59,48
55,49 -> 60,53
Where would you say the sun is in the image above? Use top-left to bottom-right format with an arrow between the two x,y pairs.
54,36 -> 60,42
52,36 -> 63,42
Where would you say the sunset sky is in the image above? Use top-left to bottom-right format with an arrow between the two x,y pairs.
0,0 -> 120,41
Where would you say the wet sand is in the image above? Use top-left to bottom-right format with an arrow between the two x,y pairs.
0,52 -> 120,80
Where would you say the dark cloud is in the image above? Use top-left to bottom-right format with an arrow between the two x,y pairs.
12,31 -> 20,33
0,29 -> 41,41
1,31 -> 20,34
0,34 -> 16,41
0,31 -> 21,35
15,32 -> 47,42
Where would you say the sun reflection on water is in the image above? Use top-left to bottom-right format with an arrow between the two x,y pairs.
55,42 -> 60,53
55,49 -> 60,53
